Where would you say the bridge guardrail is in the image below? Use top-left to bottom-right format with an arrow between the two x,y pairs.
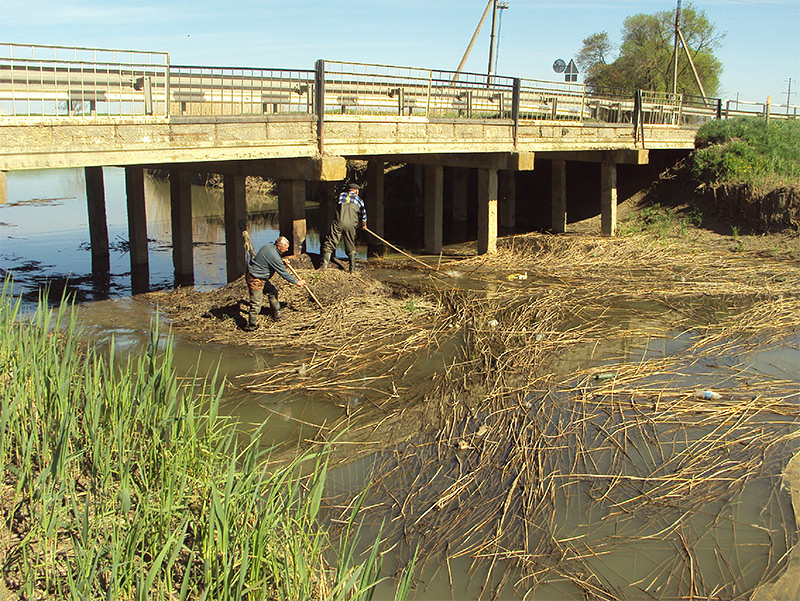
0,43 -> 168,118
3,43 -> 794,130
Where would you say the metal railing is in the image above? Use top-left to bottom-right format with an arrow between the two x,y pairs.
5,43 -> 794,130
168,65 -> 315,117
0,43 -> 169,117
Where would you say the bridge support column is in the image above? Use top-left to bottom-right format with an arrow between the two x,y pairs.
551,159 -> 567,234
125,166 -> 149,293
170,170 -> 194,286
366,160 -> 385,256
278,179 -> 306,256
0,171 -> 7,205
452,167 -> 468,223
601,160 -> 617,236
424,165 -> 444,255
499,170 -> 516,230
224,174 -> 247,281
85,166 -> 110,274
477,168 -> 498,254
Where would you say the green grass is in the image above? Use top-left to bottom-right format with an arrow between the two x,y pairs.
0,278 -> 414,600
691,117 -> 800,191
619,202 -> 702,238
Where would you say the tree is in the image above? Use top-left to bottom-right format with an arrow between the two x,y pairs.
576,3 -> 724,97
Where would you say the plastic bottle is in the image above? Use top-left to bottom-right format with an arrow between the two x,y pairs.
694,390 -> 721,400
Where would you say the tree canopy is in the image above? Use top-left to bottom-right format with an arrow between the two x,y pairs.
575,3 -> 724,97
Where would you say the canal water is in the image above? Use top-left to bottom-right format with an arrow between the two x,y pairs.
2,168 -> 798,600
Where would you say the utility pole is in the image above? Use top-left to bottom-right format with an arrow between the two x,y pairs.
672,0 -> 681,95
454,0 -> 494,82
787,77 -> 795,116
488,0 -> 499,81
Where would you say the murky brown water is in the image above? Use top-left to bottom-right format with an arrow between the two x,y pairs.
2,168 -> 798,600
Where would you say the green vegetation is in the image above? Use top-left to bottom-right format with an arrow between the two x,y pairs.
576,2 -> 723,96
0,280 -> 412,600
691,117 -> 800,191
619,202 -> 702,238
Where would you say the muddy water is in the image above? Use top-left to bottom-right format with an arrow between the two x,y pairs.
2,169 -> 799,600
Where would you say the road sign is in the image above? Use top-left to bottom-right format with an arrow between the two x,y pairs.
552,59 -> 566,74
565,59 -> 578,82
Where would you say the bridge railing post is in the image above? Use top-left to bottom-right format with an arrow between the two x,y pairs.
511,78 -> 520,148
315,59 -> 325,154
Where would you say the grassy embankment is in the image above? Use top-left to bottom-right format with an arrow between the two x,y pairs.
0,280 -> 413,600
623,116 -> 800,236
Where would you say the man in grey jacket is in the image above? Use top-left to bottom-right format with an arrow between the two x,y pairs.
244,236 -> 306,331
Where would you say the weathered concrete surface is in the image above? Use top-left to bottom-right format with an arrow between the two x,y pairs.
0,113 -> 696,173
752,452 -> 800,601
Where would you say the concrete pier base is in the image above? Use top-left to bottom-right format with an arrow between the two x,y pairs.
477,168 -> 498,254
170,170 -> 194,286
551,159 -> 567,234
424,165 -> 443,255
85,166 -> 110,273
278,179 -> 306,256
224,173 -> 247,281
601,161 -> 618,236
366,160 -> 385,256
124,166 -> 149,293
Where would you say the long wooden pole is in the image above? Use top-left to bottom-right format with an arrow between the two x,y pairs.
364,226 -> 451,277
285,262 -> 324,310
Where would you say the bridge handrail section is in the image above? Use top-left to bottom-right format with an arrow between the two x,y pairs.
0,42 -> 169,118
3,43 -> 794,128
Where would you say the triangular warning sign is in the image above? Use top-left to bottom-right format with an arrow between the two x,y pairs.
565,59 -> 578,75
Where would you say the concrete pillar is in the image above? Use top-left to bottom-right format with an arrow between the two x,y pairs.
601,160 -> 618,237
452,167 -> 468,223
477,168 -> 498,254
224,173 -> 247,281
124,166 -> 149,293
319,182 -> 337,249
169,170 -> 194,286
424,165 -> 444,255
0,171 -> 7,205
551,159 -> 567,234
498,169 -> 516,229
366,160 -> 385,256
85,166 -> 110,273
278,179 -> 306,256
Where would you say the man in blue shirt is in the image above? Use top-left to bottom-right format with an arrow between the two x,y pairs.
321,182 -> 367,273
244,236 -> 306,332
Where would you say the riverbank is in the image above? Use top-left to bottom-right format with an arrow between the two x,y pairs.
147,190 -> 800,598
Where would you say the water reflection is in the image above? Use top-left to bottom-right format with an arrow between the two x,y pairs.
0,167 -> 358,309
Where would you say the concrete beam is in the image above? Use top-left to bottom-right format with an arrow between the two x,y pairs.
170,170 -> 194,285
537,149 -> 649,165
224,174 -> 247,281
366,160 -> 385,256
0,171 -> 6,205
601,161 -> 618,237
84,166 -> 110,273
477,168 -> 498,254
160,156 -> 347,181
424,165 -> 444,255
124,166 -> 149,293
278,179 -> 307,256
382,152 -> 535,171
551,159 -> 567,234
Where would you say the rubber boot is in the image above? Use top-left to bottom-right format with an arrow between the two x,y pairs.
320,251 -> 331,270
348,252 -> 356,274
269,297 -> 282,321
243,318 -> 259,332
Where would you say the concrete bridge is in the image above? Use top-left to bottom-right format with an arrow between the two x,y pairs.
1,43 -> 733,289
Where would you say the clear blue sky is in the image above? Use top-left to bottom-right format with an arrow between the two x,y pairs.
4,0 -> 799,105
